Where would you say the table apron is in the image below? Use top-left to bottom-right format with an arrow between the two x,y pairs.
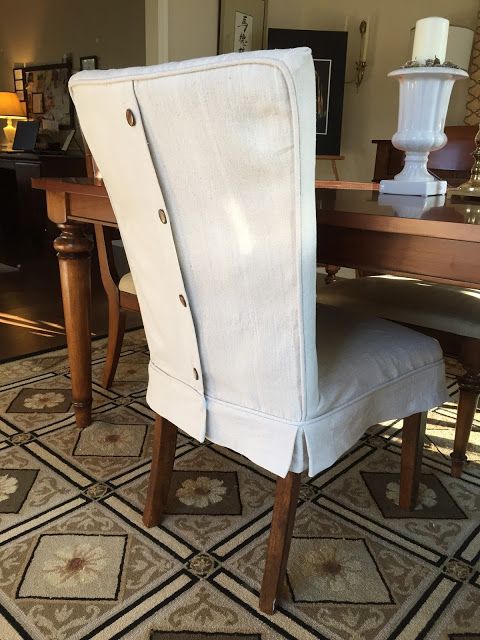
317,226 -> 480,288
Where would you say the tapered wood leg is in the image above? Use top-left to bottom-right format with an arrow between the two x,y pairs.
143,415 -> 178,528
54,223 -> 93,428
259,472 -> 301,615
102,306 -> 126,389
451,374 -> 480,477
331,159 -> 340,181
399,412 -> 427,510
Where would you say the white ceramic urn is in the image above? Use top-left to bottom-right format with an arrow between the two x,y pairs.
380,66 -> 468,196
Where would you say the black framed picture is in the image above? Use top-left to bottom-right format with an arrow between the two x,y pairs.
22,62 -> 73,129
268,29 -> 348,156
80,55 -> 98,71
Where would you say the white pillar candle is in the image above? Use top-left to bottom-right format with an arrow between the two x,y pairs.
412,17 -> 449,64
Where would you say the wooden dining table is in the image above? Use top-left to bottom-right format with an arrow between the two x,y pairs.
32,177 -> 480,441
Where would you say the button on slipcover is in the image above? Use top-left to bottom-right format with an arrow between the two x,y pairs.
69,48 -> 447,478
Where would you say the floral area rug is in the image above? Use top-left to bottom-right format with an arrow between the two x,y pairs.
0,330 -> 479,640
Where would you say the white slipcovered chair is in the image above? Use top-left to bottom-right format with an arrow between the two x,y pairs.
70,48 -> 447,614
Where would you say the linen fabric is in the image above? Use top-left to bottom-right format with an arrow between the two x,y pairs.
69,48 -> 447,477
317,275 -> 480,339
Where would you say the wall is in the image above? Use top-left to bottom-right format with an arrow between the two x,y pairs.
0,0 -> 145,89
165,0 -> 478,181
168,0 -> 218,61
268,0 -> 478,181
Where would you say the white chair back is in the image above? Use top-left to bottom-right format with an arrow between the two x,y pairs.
70,48 -> 318,462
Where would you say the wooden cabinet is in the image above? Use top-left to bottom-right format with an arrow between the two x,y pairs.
0,152 -> 86,258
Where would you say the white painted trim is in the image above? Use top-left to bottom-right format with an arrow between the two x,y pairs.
145,0 -> 169,64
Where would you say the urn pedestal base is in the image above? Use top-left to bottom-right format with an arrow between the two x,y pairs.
380,179 -> 447,196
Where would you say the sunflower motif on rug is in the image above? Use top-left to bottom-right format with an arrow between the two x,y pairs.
386,480 -> 438,510
23,392 -> 66,410
176,476 -> 227,508
42,541 -> 107,586
0,473 -> 18,502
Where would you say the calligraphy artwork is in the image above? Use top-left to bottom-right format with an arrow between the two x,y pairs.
234,12 -> 253,52
218,0 -> 267,54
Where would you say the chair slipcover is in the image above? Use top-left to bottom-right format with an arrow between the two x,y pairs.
70,48 -> 447,477
317,275 -> 480,339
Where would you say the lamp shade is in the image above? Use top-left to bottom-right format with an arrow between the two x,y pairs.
0,92 -> 25,118
446,26 -> 474,70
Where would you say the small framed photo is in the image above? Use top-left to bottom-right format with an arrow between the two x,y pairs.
16,90 -> 25,102
14,68 -> 24,81
32,92 -> 44,114
218,0 -> 268,54
80,55 -> 98,71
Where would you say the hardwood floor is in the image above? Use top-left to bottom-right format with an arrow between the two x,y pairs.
0,240 -> 139,362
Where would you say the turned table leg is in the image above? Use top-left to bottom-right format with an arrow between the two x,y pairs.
324,264 -> 340,285
54,223 -> 93,428
451,339 -> 480,478
451,372 -> 480,477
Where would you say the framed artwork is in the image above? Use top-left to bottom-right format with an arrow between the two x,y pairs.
32,92 -> 44,114
22,62 -> 73,129
13,68 -> 25,104
267,29 -> 348,156
80,55 -> 98,71
218,0 -> 268,53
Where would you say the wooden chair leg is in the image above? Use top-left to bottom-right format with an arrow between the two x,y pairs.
399,412 -> 427,510
102,305 -> 126,389
143,415 -> 177,528
259,472 -> 301,615
451,380 -> 479,478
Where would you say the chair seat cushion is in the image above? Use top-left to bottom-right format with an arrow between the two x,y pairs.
317,275 -> 480,339
202,302 -> 447,477
119,273 -> 136,295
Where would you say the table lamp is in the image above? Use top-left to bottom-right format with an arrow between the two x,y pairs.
0,92 -> 26,150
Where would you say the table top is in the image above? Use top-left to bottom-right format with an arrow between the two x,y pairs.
316,187 -> 480,242
32,177 -> 480,243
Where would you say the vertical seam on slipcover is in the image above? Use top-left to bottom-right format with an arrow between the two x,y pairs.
274,62 -> 308,422
128,78 -> 206,395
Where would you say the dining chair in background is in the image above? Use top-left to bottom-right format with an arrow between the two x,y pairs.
70,48 -> 448,613
318,273 -> 480,478
84,147 -> 140,388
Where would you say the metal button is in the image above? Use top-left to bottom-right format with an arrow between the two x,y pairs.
193,368 -> 199,380
179,294 -> 187,307
158,209 -> 167,224
126,109 -> 136,126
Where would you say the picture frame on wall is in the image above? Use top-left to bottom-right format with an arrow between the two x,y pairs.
31,92 -> 44,114
218,0 -> 268,54
268,29 -> 348,156
80,55 -> 98,71
22,62 -> 73,129
12,68 -> 25,104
